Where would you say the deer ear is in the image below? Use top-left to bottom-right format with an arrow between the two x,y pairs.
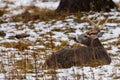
97,32 -> 104,37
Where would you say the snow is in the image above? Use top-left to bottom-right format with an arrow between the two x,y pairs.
0,74 -> 5,79
108,46 -> 119,54
113,0 -> 120,3
0,0 -> 120,80
35,1 -> 59,9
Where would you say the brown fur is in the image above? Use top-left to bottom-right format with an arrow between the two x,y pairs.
45,38 -> 111,68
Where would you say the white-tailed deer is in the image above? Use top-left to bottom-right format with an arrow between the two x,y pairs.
45,17 -> 111,68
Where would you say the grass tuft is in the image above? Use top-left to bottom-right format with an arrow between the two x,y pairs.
11,6 -> 74,22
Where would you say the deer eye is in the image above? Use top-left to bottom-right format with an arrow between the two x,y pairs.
84,35 -> 88,38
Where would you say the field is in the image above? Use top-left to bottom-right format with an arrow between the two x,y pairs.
0,0 -> 120,80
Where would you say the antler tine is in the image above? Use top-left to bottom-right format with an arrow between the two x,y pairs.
91,16 -> 96,21
85,16 -> 99,30
100,18 -> 109,29
97,20 -> 101,26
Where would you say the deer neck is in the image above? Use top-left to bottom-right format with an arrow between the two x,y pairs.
89,38 -> 103,47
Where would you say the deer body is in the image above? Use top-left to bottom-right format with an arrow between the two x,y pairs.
45,35 -> 111,68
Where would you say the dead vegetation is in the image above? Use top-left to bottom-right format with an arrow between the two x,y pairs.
11,6 -> 74,22
0,9 -> 6,17
0,1 -> 119,79
14,59 -> 34,73
0,40 -> 33,51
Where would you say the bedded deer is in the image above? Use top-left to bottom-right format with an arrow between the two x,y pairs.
45,17 -> 111,68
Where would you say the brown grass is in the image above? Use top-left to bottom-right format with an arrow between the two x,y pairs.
0,9 -> 6,16
0,40 -> 33,51
11,6 -> 74,22
14,59 -> 34,73
0,8 -> 8,23
0,42 -> 17,48
113,76 -> 120,79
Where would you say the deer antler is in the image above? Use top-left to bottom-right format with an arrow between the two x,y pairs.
85,16 -> 99,30
100,17 -> 109,29
96,20 -> 101,26
85,16 -> 108,39
85,16 -> 108,32
85,16 -> 109,30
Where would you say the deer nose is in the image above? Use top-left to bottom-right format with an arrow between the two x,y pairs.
73,37 -> 77,42
73,37 -> 79,43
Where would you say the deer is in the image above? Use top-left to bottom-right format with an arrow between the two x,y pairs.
45,17 -> 111,68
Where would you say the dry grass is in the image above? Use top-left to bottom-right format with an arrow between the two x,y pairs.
0,42 -> 17,48
14,59 -> 34,73
11,6 -> 74,22
0,40 -> 33,51
0,8 -> 8,23
0,9 -> 6,16
42,0 -> 49,2
113,76 -> 120,79
0,2 -> 119,79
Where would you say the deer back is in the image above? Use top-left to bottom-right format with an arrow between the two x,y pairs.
45,39 -> 111,68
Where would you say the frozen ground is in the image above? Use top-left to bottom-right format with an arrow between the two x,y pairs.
0,0 -> 120,80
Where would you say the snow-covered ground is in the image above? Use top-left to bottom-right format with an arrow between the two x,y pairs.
0,0 -> 120,80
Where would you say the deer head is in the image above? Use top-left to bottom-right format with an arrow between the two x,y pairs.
74,16 -> 108,46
